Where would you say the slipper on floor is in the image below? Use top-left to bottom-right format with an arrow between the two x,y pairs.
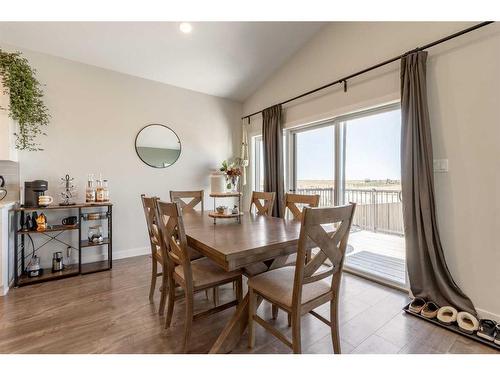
421,301 -> 439,319
437,306 -> 458,325
457,311 -> 479,334
409,297 -> 426,314
477,319 -> 497,341
494,324 -> 500,346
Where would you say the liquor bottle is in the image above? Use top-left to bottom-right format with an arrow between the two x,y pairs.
86,174 -> 96,203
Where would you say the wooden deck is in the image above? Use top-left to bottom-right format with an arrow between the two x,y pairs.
345,230 -> 406,285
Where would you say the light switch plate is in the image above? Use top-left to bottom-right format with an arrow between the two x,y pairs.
433,159 -> 448,173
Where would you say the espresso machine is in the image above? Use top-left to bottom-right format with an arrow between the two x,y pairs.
24,180 -> 48,207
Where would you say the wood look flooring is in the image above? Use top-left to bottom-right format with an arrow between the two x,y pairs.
0,255 -> 497,354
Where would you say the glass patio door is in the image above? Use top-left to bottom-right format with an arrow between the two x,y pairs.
288,104 -> 406,288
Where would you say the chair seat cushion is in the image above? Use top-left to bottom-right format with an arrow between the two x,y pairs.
248,266 -> 331,308
175,257 -> 241,289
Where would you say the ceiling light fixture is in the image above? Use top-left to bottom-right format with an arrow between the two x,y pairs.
179,23 -> 192,34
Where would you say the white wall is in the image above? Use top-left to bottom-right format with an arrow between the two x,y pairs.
2,44 -> 242,265
243,22 -> 500,319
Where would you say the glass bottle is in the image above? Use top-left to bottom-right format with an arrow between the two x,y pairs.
95,178 -> 104,203
85,174 -> 96,203
102,179 -> 110,202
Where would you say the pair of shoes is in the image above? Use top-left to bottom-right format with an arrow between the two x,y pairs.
409,298 -> 439,318
457,311 -> 479,334
437,306 -> 458,325
477,319 -> 500,344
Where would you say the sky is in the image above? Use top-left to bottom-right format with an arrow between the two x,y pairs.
296,109 -> 401,181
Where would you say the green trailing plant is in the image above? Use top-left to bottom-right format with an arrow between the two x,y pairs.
0,49 -> 49,151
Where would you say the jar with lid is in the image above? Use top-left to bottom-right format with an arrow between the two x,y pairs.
88,225 -> 103,244
85,174 -> 96,203
102,179 -> 110,202
95,179 -> 104,202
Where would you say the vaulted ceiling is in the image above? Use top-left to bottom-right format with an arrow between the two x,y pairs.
0,22 -> 325,101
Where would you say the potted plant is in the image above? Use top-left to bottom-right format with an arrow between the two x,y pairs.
220,160 -> 242,192
0,49 -> 49,151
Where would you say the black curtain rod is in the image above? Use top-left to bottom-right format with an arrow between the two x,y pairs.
242,21 -> 494,121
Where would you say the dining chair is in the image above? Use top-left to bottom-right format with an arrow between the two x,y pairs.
170,190 -> 204,212
247,203 -> 356,354
249,191 -> 276,216
170,189 -> 223,305
155,200 -> 243,353
141,194 -> 168,315
272,192 -> 321,322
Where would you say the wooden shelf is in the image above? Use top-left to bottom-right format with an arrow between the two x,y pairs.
15,202 -> 112,212
209,192 -> 242,198
17,265 -> 79,286
17,224 -> 79,234
208,211 -> 243,219
80,238 -> 110,248
403,303 -> 500,351
81,260 -> 110,274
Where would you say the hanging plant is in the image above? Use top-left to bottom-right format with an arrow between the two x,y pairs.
0,49 -> 49,151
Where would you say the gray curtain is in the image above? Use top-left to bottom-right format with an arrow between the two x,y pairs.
262,104 -> 285,217
401,51 -> 476,314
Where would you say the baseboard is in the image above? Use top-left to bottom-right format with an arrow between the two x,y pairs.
82,246 -> 150,264
477,308 -> 500,322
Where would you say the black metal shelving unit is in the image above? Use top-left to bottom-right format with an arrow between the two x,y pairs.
13,202 -> 113,287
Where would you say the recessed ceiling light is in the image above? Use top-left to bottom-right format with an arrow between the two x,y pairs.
179,23 -> 192,34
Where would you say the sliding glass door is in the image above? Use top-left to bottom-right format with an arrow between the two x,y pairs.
341,108 -> 405,286
287,103 -> 406,287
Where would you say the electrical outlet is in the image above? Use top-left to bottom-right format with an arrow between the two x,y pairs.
433,159 -> 448,173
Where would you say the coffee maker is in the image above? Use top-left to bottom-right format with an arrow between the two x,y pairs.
24,180 -> 48,207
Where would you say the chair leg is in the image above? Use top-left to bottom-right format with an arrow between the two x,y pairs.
287,313 -> 292,327
213,287 -> 219,307
291,311 -> 302,354
330,298 -> 341,354
271,304 -> 278,320
235,278 -> 243,304
205,290 -> 209,300
182,290 -> 194,353
158,265 -> 168,315
165,273 -> 175,329
149,261 -> 157,302
248,288 -> 256,348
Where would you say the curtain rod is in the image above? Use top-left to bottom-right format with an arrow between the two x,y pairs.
242,21 -> 494,121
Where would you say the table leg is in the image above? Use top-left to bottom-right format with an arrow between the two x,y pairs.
208,255 -> 289,353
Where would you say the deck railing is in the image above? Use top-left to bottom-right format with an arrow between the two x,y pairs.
295,187 -> 404,236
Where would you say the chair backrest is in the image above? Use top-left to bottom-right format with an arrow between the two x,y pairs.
249,191 -> 276,216
155,200 -> 193,288
170,190 -> 204,213
292,203 -> 356,307
141,194 -> 163,257
283,193 -> 320,220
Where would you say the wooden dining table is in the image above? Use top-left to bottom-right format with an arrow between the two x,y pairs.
182,211 -> 305,353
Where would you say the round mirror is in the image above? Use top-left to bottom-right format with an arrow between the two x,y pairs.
135,124 -> 181,168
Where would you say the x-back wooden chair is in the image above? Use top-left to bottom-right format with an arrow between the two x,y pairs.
283,193 -> 320,220
141,194 -> 168,315
170,189 -> 225,304
272,192 -> 321,322
155,200 -> 243,353
248,203 -> 356,354
249,191 -> 276,216
170,190 -> 204,212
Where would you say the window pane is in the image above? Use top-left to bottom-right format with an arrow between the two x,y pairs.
295,125 -> 335,207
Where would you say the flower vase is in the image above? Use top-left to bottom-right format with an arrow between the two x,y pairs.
226,175 -> 239,192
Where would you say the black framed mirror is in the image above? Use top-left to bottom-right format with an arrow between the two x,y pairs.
135,124 -> 181,168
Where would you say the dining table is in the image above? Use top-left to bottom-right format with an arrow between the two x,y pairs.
182,211 -> 307,353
